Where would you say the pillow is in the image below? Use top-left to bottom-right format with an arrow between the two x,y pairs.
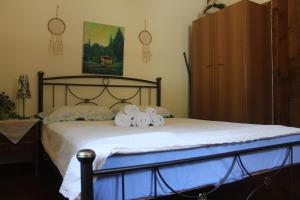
36,108 -> 56,119
112,105 -> 173,118
42,105 -> 114,125
140,106 -> 174,118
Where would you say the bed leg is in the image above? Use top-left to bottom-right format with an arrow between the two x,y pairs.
77,149 -> 96,200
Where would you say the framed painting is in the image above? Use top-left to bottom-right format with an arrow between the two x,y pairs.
82,22 -> 124,75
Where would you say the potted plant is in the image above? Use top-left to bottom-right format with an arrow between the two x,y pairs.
0,92 -> 17,120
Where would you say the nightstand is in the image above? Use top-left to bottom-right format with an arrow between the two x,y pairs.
0,119 -> 40,175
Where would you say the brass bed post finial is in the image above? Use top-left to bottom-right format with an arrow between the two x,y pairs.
77,149 -> 96,200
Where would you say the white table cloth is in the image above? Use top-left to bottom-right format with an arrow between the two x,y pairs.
0,119 -> 39,144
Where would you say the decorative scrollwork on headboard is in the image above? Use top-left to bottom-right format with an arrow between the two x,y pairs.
37,71 -> 161,112
67,86 -> 106,106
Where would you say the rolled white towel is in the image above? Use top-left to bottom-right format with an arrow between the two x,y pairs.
145,107 -> 157,116
114,112 -> 132,127
132,112 -> 151,127
150,114 -> 165,126
123,105 -> 139,117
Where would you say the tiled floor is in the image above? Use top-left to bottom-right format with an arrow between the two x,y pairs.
0,163 -> 66,200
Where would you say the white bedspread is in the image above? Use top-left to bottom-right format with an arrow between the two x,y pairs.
41,118 -> 300,200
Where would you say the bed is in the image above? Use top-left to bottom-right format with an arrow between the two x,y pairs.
37,72 -> 300,200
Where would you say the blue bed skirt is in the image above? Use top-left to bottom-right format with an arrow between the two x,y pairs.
93,134 -> 300,200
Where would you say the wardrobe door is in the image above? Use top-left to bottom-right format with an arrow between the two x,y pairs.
245,1 -> 272,124
191,15 -> 214,120
289,0 -> 300,126
214,2 -> 246,122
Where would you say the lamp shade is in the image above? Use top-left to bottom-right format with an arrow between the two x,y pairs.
16,74 -> 31,99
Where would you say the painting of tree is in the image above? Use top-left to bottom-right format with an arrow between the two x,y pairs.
82,22 -> 124,75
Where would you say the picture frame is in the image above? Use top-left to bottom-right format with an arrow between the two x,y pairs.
82,22 -> 124,75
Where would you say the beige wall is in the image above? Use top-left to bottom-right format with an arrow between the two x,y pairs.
0,0 -> 270,117
0,0 -> 205,117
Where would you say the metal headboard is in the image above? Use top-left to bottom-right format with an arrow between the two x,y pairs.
37,71 -> 161,112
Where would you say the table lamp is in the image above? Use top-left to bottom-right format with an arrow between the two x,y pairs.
16,74 -> 31,119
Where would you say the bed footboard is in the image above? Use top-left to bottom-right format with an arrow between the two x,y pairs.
77,141 -> 300,200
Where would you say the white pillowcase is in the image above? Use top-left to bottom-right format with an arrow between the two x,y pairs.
41,105 -> 114,125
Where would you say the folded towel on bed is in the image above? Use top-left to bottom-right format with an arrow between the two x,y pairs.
150,114 -> 165,126
114,105 -> 163,127
132,112 -> 151,127
144,107 -> 157,115
114,112 -> 132,127
122,105 -> 139,117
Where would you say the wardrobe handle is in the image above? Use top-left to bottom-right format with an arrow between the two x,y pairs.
206,64 -> 213,68
217,64 -> 225,67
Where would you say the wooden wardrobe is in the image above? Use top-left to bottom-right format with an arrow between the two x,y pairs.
191,0 -> 272,124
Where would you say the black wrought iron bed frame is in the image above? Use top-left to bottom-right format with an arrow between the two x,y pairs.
37,71 -> 161,111
37,71 -> 300,200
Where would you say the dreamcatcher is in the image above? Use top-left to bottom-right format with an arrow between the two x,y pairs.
139,20 -> 152,63
47,6 -> 66,55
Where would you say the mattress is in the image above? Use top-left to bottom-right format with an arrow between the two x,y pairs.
41,118 -> 300,200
